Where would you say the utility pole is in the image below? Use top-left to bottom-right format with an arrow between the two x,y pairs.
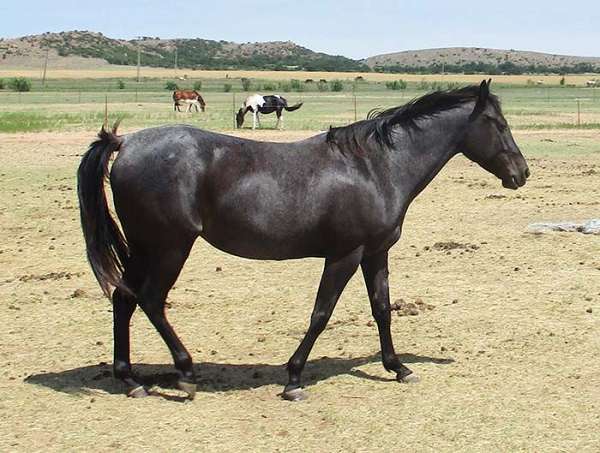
136,46 -> 141,83
135,37 -> 142,83
41,48 -> 49,86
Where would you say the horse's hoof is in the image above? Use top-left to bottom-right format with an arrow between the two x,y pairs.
178,380 -> 197,400
127,385 -> 149,398
282,387 -> 307,402
397,373 -> 420,384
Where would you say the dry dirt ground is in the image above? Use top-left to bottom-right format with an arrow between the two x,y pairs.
1,129 -> 599,452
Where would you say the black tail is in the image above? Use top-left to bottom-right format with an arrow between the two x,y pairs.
77,121 -> 130,299
284,102 -> 303,112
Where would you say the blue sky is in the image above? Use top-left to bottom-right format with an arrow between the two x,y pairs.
1,0 -> 598,59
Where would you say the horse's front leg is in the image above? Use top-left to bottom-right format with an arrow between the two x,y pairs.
361,251 -> 418,383
283,247 -> 364,401
252,111 -> 257,130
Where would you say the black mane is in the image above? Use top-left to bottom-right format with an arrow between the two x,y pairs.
326,85 -> 500,152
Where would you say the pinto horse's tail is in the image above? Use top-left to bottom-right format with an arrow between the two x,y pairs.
77,121 -> 130,299
284,102 -> 303,112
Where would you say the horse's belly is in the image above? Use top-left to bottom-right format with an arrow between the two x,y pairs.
200,212 -> 324,260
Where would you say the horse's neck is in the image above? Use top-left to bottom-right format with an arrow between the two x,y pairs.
387,109 -> 469,203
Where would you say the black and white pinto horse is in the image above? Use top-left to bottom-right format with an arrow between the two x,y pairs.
236,94 -> 303,129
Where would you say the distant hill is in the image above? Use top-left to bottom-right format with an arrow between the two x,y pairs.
0,31 -> 368,72
2,32 -> 599,75
365,47 -> 600,74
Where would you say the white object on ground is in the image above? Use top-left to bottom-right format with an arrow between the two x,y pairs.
527,219 -> 600,235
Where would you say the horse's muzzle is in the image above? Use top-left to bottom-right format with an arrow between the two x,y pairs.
502,164 -> 530,190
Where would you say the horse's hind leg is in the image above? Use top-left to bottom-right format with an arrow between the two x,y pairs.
112,256 -> 149,397
113,288 -> 147,397
361,251 -> 417,383
284,247 -> 363,401
136,242 -> 197,399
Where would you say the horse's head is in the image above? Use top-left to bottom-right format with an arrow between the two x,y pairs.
194,91 -> 206,112
236,108 -> 245,128
461,80 -> 530,189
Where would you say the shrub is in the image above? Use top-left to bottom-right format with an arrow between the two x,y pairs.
241,77 -> 252,91
165,81 -> 178,90
223,83 -> 232,92
385,80 -> 407,90
290,79 -> 304,92
117,80 -> 125,89
418,80 -> 430,90
559,76 -> 565,86
278,82 -> 291,92
317,80 -> 329,92
262,82 -> 276,91
331,80 -> 343,92
9,77 -> 31,92
193,80 -> 202,90
0,79 -> 4,90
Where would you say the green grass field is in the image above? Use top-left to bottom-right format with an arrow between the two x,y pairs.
1,76 -> 599,133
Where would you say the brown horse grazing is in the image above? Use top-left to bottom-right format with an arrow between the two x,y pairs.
77,80 -> 529,401
173,90 -> 206,112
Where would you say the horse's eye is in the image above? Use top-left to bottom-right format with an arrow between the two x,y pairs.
489,116 -> 507,132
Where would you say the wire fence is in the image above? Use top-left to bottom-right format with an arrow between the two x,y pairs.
0,86 -> 599,133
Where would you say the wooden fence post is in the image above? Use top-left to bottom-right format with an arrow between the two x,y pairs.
232,92 -> 236,129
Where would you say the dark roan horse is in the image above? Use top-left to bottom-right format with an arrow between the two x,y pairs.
77,80 -> 529,401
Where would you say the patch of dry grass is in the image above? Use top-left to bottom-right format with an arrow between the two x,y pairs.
0,66 -> 596,86
0,130 -> 599,451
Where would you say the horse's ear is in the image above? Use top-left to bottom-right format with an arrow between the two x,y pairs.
470,80 -> 489,120
479,79 -> 490,99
